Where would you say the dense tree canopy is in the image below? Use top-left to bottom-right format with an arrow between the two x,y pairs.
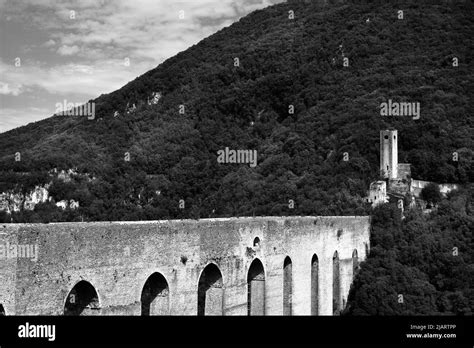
421,182 -> 442,206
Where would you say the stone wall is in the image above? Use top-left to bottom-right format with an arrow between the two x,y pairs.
397,163 -> 411,180
0,216 -> 370,316
388,178 -> 411,196
411,180 -> 459,198
367,181 -> 387,206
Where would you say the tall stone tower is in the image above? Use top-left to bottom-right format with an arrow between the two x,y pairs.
380,130 -> 398,179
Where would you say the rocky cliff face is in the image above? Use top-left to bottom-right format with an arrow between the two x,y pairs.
0,169 -> 84,214
0,185 -> 50,213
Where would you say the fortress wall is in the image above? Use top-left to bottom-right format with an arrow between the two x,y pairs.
0,216 -> 370,316
411,180 -> 459,198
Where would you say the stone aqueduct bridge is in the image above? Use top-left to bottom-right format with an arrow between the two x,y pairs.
0,216 -> 370,316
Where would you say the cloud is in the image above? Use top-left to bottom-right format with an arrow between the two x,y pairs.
0,59 -> 149,97
57,45 -> 80,56
0,81 -> 22,96
43,39 -> 56,47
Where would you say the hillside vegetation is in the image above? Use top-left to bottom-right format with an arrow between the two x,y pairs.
0,0 -> 472,222
344,187 -> 473,315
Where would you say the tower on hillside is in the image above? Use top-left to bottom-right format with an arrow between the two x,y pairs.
380,130 -> 398,179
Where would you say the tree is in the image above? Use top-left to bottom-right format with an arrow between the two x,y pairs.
421,183 -> 442,207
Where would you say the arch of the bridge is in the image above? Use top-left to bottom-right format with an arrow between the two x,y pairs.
333,250 -> 341,315
352,249 -> 359,276
247,258 -> 265,316
197,263 -> 224,316
283,256 -> 293,315
311,253 -> 319,315
141,272 -> 170,315
64,280 -> 101,316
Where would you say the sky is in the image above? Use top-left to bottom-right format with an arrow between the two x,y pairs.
0,0 -> 284,133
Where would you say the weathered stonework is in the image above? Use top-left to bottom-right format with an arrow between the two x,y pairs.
0,216 -> 370,316
367,181 -> 388,206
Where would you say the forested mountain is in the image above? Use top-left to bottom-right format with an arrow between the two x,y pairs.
0,0 -> 472,222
